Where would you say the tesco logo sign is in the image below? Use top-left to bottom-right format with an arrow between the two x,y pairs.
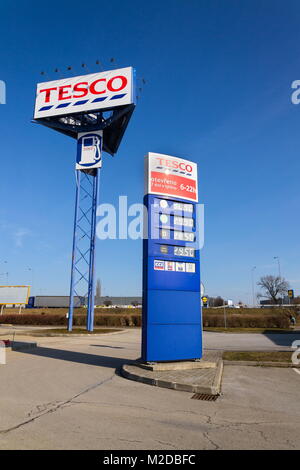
34,66 -> 134,119
156,157 -> 193,174
39,75 -> 128,103
147,153 -> 198,202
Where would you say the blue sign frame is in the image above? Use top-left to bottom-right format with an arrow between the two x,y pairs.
142,194 -> 202,362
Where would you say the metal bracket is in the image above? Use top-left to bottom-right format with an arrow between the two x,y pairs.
32,104 -> 135,156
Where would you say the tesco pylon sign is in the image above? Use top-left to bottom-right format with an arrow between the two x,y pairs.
145,152 -> 198,202
34,67 -> 134,119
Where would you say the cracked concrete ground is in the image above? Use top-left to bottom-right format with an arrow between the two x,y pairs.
0,328 -> 299,450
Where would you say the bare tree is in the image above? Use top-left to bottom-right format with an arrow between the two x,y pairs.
257,275 -> 289,304
209,296 -> 224,307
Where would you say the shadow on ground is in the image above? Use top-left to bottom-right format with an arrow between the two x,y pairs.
262,330 -> 300,348
15,346 -> 136,368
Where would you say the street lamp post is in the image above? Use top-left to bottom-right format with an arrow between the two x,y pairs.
2,261 -> 8,284
223,299 -> 227,329
251,266 -> 256,307
274,256 -> 281,278
274,256 -> 283,305
28,268 -> 34,293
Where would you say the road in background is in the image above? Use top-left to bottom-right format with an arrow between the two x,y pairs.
1,326 -> 298,350
203,330 -> 299,351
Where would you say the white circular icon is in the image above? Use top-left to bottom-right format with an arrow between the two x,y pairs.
159,199 -> 168,209
160,214 -> 169,224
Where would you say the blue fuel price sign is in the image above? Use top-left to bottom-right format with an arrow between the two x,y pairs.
142,153 -> 202,362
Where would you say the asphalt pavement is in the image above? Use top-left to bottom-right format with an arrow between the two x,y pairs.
0,328 -> 299,450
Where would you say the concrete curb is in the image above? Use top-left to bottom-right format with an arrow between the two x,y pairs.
21,329 -> 125,337
224,360 -> 300,368
121,359 -> 223,396
139,360 -> 216,371
211,359 -> 224,394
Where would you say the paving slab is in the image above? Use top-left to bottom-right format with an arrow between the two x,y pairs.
140,349 -> 219,371
122,350 -> 223,395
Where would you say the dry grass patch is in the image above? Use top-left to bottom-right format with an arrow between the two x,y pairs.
223,351 -> 292,363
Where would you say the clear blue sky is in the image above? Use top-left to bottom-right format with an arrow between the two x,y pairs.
0,0 -> 299,303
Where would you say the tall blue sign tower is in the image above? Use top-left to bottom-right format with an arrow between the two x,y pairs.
142,153 -> 202,362
33,66 -> 136,331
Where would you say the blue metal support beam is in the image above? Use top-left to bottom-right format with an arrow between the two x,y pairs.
87,169 -> 100,331
68,171 -> 81,331
68,169 -> 99,332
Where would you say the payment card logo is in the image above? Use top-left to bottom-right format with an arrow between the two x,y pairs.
154,260 -> 165,271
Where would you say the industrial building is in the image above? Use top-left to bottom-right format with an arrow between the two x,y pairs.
27,296 -> 142,308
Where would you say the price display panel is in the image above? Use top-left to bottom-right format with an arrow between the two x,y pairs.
174,246 -> 195,257
142,153 -> 202,362
174,215 -> 194,228
174,230 -> 195,242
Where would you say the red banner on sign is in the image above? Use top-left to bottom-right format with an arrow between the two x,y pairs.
150,171 -> 197,201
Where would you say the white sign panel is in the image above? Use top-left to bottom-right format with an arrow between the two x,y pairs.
145,153 -> 198,202
76,131 -> 103,170
34,67 -> 134,119
0,286 -> 30,305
